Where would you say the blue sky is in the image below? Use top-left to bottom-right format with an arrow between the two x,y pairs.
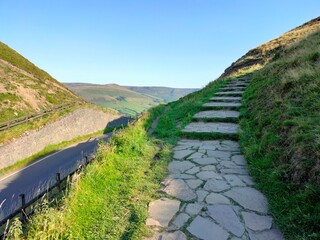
0,1 -> 319,88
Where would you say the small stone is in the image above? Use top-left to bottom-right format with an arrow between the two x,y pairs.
169,213 -> 190,230
168,173 -> 196,180
158,231 -> 188,240
185,202 -> 204,216
220,160 -> 239,168
220,168 -> 248,175
201,165 -> 217,171
232,155 -> 247,166
168,160 -> 195,174
196,189 -> 209,202
205,192 -> 231,204
185,179 -> 203,189
248,229 -> 284,240
224,187 -> 268,213
192,157 -> 219,165
187,152 -> 204,159
207,150 -> 231,160
224,174 -> 246,186
196,171 -> 223,180
173,150 -> 194,160
204,179 -> 230,192
187,216 -> 229,240
164,179 -> 197,201
242,211 -> 273,231
146,198 -> 180,227
185,166 -> 200,175
208,205 -> 245,237
238,175 -> 255,186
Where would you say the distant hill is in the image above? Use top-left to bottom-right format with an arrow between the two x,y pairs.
0,42 -> 82,122
65,83 -> 198,116
220,16 -> 320,78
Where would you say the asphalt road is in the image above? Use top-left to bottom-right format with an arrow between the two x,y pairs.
0,133 -> 112,222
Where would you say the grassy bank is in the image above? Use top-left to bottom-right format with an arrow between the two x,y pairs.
7,114 -> 170,239
240,30 -> 320,239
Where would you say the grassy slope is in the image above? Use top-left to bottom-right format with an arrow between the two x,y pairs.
0,42 -> 81,121
240,30 -> 320,239
66,83 -> 197,116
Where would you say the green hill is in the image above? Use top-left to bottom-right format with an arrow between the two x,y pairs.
0,42 -> 82,122
65,83 -> 197,116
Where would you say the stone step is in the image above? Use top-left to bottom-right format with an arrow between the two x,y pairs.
210,96 -> 242,101
220,87 -> 245,91
225,83 -> 248,87
215,91 -> 244,96
203,102 -> 242,108
193,110 -> 240,119
182,122 -> 239,134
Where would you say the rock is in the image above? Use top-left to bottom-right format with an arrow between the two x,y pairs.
185,179 -> 203,189
207,205 -> 245,237
224,187 -> 268,213
238,175 -> 255,186
201,165 -> 217,171
192,157 -> 219,165
187,216 -> 229,240
146,198 -> 180,227
187,152 -> 204,159
173,150 -> 195,160
224,174 -> 247,186
164,179 -> 197,201
156,231 -> 188,240
242,211 -> 273,231
220,168 -> 248,175
168,160 -> 195,174
203,179 -> 231,192
205,192 -> 231,204
206,150 -> 231,160
169,213 -> 190,230
185,202 -> 204,216
168,173 -> 196,180
185,166 -> 200,175
196,189 -> 209,202
232,155 -> 247,166
196,171 -> 223,180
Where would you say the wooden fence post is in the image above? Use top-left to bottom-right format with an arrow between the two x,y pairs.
56,173 -> 61,192
19,194 -> 26,223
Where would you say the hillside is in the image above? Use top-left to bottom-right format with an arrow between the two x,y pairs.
220,16 -> 320,78
0,42 -> 82,122
65,83 -> 197,116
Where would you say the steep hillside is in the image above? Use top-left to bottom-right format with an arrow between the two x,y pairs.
220,16 -> 320,78
0,42 -> 81,122
65,83 -> 197,116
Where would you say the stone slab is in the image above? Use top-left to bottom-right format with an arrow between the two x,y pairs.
242,211 -> 273,231
185,202 -> 204,216
205,192 -> 231,204
210,96 -> 242,101
215,91 -> 244,95
208,205 -> 245,237
224,174 -> 247,186
185,179 -> 203,189
170,213 -> 190,230
203,102 -> 242,107
248,229 -> 284,240
173,149 -> 194,160
194,110 -> 240,119
155,231 -> 188,240
204,179 -> 231,192
192,157 -> 219,165
168,160 -> 195,174
146,198 -> 180,227
182,122 -> 239,134
187,216 -> 229,240
224,187 -> 268,213
163,179 -> 197,201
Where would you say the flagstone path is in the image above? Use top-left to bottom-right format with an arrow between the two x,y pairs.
146,77 -> 284,240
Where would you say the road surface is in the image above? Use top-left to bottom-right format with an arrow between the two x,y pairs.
0,133 -> 112,222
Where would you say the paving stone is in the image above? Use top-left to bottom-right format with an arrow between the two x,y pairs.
224,187 -> 268,213
157,231 -> 188,240
169,213 -> 190,230
218,140 -> 241,151
203,102 -> 242,107
207,150 -> 232,160
220,87 -> 245,91
182,122 -> 239,134
187,152 -> 204,159
173,149 -> 195,160
248,229 -> 284,240
185,202 -> 204,216
185,179 -> 203,189
196,189 -> 209,202
220,160 -> 239,168
232,155 -> 247,166
146,198 -> 180,227
201,165 -> 217,171
187,216 -> 229,240
224,174 -> 247,187
194,110 -> 240,119
192,157 -> 219,165
220,168 -> 248,175
168,160 -> 195,174
210,96 -> 242,101
168,173 -> 196,180
205,192 -> 231,204
238,175 -> 255,186
208,204 -> 245,237
185,166 -> 200,175
242,211 -> 273,231
199,141 -> 220,150
163,179 -> 197,201
196,171 -> 223,180
173,146 -> 189,151
204,179 -> 231,192
215,91 -> 244,95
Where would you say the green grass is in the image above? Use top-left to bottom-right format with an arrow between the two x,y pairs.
239,30 -> 320,239
9,114 -> 171,239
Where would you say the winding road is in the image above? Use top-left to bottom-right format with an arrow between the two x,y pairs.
0,133 -> 112,222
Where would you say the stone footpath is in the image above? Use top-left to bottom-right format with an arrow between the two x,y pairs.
146,78 -> 284,240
